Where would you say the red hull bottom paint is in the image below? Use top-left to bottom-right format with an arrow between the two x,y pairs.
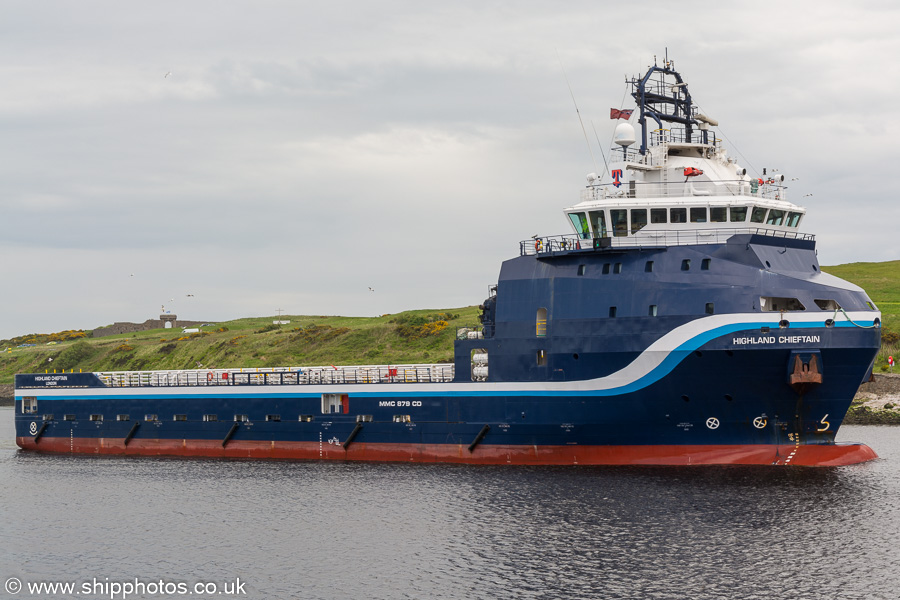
17,437 -> 878,466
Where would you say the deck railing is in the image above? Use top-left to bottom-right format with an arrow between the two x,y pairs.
97,364 -> 455,388
520,227 -> 815,256
580,179 -> 787,202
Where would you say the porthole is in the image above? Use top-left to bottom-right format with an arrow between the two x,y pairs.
682,395 -> 690,403
779,320 -> 790,328
724,394 -> 733,402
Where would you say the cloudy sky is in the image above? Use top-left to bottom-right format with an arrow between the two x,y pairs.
2,1 -> 898,340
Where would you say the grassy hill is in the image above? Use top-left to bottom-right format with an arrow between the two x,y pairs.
1,260 -> 898,385
0,308 -> 480,385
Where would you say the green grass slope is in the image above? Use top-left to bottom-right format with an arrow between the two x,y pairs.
0,308 -> 480,385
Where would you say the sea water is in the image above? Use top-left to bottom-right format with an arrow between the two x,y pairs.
1,406 -> 898,600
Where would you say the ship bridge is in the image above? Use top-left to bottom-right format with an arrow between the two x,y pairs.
523,57 -> 809,256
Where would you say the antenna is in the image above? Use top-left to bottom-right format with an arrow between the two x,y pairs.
590,120 -> 610,179
557,51 -> 599,176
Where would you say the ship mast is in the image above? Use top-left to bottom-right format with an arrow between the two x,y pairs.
630,58 -> 707,155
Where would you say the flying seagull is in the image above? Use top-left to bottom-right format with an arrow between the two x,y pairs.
165,71 -> 171,78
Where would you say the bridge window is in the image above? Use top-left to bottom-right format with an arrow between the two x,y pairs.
645,260 -> 654,272
670,208 -> 687,223
588,211 -> 607,238
630,209 -> 647,233
651,208 -> 667,224
23,397 -> 37,414
750,207 -> 767,223
611,209 -> 628,236
577,264 -> 586,276
602,263 -> 611,274
730,206 -> 748,222
787,212 -> 802,227
766,209 -> 785,226
701,258 -> 711,270
690,207 -> 707,223
536,307 -> 548,337
613,262 -> 623,274
649,305 -> 658,316
682,259 -> 691,271
568,212 -> 590,239
760,296 -> 806,311
710,207 -> 727,222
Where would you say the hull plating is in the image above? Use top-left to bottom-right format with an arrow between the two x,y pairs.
16,436 -> 877,466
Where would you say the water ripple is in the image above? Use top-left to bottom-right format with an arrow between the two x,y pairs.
0,412 -> 898,600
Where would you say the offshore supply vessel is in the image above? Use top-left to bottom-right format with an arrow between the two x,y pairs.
15,58 -> 881,465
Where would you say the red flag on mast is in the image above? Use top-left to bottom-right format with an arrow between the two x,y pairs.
610,108 -> 634,120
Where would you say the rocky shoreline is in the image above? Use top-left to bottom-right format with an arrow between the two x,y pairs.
2,378 -> 899,423
847,373 -> 900,424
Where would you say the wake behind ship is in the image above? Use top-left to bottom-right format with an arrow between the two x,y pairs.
15,58 -> 881,466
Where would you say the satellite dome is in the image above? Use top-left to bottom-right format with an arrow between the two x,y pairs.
614,122 -> 636,147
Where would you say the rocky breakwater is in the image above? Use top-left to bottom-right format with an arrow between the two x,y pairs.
848,373 -> 900,424
0,384 -> 13,406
